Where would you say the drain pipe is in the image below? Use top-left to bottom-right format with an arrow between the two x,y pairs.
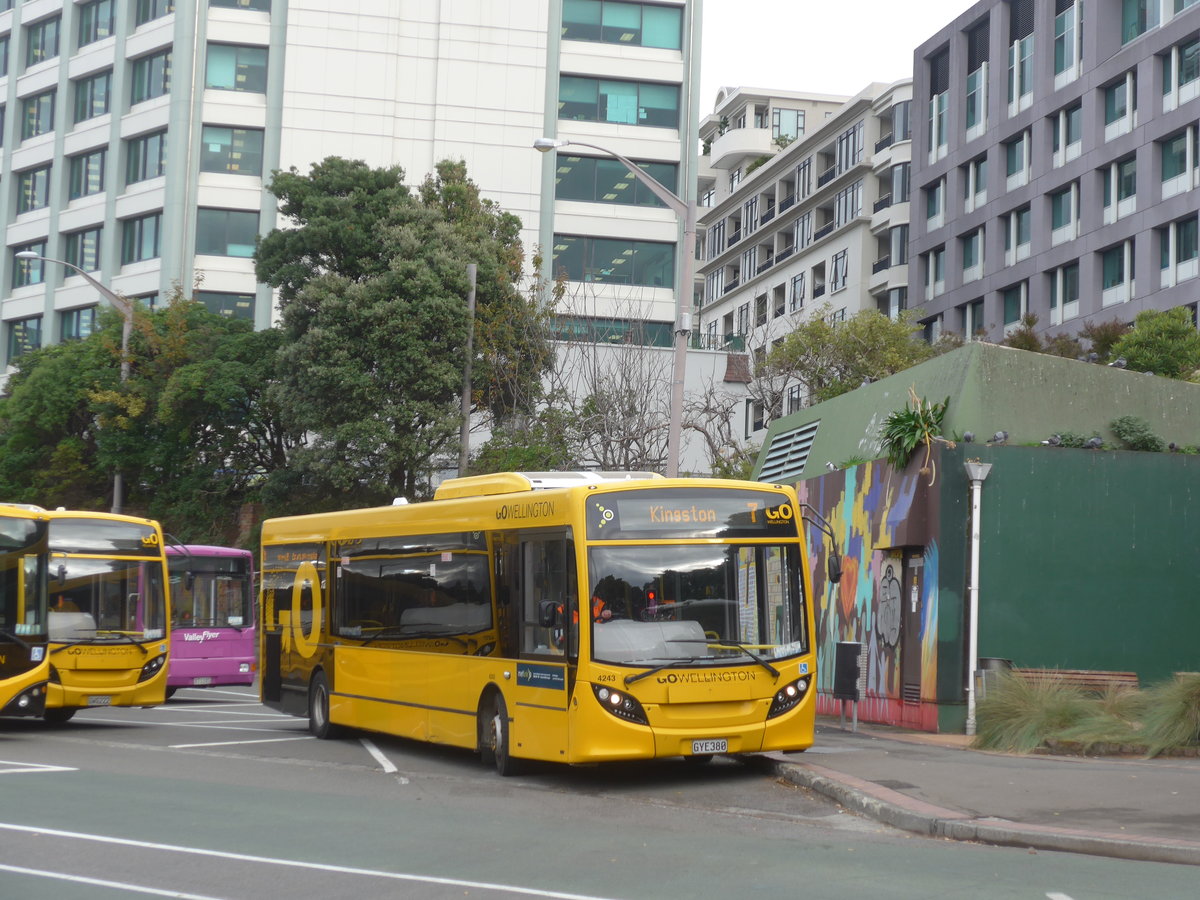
963,459 -> 992,736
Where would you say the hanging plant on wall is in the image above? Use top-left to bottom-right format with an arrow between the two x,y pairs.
880,388 -> 951,480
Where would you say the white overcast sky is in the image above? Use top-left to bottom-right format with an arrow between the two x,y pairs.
699,1 -> 980,110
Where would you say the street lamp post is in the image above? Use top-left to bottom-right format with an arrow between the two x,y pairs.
963,459 -> 993,736
17,251 -> 133,514
534,137 -> 695,477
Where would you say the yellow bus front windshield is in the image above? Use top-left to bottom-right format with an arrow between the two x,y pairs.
49,557 -> 167,642
586,543 -> 807,667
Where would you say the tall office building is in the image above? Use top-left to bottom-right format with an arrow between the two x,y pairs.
2,1 -> 701,378
911,0 -> 1200,343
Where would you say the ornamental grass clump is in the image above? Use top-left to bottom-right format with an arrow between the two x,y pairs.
1138,673 -> 1200,758
973,672 -> 1092,754
1055,686 -> 1148,752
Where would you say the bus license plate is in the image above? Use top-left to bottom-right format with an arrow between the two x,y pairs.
193,677 -> 213,686
87,696 -> 112,707
692,738 -> 727,754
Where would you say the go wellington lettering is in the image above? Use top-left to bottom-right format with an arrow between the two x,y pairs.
140,531 -> 161,548
744,501 -> 795,524
656,670 -> 757,685
494,499 -> 556,522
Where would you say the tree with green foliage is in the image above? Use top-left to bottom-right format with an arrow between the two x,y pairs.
763,306 -> 939,416
1108,307 -> 1200,378
255,157 -> 552,505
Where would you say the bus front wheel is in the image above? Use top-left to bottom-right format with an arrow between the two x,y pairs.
308,672 -> 338,739
480,693 -> 521,777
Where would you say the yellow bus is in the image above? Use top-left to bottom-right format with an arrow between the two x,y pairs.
0,504 -> 51,718
43,510 -> 171,723
261,472 -> 839,774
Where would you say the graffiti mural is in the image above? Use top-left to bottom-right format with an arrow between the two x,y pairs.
798,460 -> 940,730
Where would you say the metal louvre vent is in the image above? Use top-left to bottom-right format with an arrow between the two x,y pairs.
758,421 -> 820,483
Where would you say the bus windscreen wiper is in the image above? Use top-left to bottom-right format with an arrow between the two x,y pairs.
0,627 -> 30,649
706,640 -> 779,678
624,657 -> 706,687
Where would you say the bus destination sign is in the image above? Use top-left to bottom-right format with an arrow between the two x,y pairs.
586,488 -> 800,540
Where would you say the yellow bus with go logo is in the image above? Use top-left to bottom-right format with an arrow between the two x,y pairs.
259,473 -> 839,774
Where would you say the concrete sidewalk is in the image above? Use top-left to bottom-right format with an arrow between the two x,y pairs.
767,719 -> 1200,866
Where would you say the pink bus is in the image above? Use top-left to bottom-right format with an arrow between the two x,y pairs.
165,545 -> 255,697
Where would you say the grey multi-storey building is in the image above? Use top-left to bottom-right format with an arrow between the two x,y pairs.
911,0 -> 1200,343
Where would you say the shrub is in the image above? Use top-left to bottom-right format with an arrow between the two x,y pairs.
1138,673 -> 1200,757
1110,416 -> 1166,452
973,673 -> 1092,753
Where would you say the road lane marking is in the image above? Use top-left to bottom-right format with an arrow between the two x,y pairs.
0,821 -> 626,900
169,736 -> 317,749
0,761 -> 77,775
360,738 -> 397,773
0,863 -> 227,899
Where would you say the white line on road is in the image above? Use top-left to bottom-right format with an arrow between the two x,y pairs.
1046,894 -> 1076,900
360,738 -> 397,773
0,821 -> 626,900
0,761 -> 77,775
0,862 -> 228,899
168,736 -> 317,749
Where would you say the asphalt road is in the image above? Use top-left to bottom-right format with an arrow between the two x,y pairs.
0,687 -> 1195,899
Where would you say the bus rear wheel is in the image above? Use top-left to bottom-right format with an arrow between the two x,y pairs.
480,693 -> 521,776
43,708 -> 76,725
308,672 -> 338,739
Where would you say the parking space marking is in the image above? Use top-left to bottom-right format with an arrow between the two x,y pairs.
0,761 -> 77,776
0,821 -> 624,900
169,735 -> 317,749
0,863 -> 227,899
360,738 -> 398,773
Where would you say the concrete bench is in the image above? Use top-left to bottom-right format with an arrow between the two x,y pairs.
1012,667 -> 1139,693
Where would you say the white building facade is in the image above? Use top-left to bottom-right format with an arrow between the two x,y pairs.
696,81 -> 914,445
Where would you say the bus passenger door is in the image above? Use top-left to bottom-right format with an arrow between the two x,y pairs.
505,531 -> 575,763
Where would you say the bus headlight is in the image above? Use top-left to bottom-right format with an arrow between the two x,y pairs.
766,677 -> 810,719
138,655 -> 166,683
592,684 -> 648,725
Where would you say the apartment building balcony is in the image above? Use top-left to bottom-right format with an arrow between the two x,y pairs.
874,132 -> 895,153
709,126 -> 772,169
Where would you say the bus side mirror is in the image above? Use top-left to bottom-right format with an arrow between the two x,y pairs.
57,564 -> 66,585
538,600 -> 558,628
827,552 -> 843,585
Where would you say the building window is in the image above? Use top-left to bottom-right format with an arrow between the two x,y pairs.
772,108 -> 804,141
891,162 -> 910,203
131,50 -> 172,104
122,211 -> 163,263
1102,155 -> 1137,223
12,241 -> 47,288
927,46 -> 949,163
964,65 -> 987,140
17,165 -> 52,214
1051,104 -> 1082,166
835,122 -> 864,172
797,159 -> 811,197
126,130 -> 167,184
1158,216 -> 1199,287
1101,239 -> 1135,306
196,290 -> 255,319
21,90 -> 55,141
200,125 -> 265,175
551,234 -> 675,288
206,44 -> 268,93
78,0 -> 114,47
1103,71 -> 1137,140
1007,0 -> 1034,114
889,224 -> 909,268
25,16 -> 60,68
1122,0 -> 1160,44
73,70 -> 112,124
1054,1 -> 1082,86
61,306 -> 99,341
64,227 -> 102,272
1005,131 -> 1030,190
559,76 -> 680,128
830,250 -> 848,293
1160,125 -> 1199,198
794,212 -> 812,249
0,34 -> 9,77
961,228 -> 983,282
136,0 -> 176,25
833,181 -> 862,227
196,208 -> 259,257
561,0 -> 681,49
924,246 -> 945,300
1050,182 -> 1079,245
553,154 -> 676,207
1162,37 -> 1200,111
924,178 -> 945,230
1004,206 -> 1031,264
211,0 -> 271,8
789,272 -> 805,311
1049,262 -> 1080,326
68,149 -> 106,199
962,156 -> 987,213
1002,282 -> 1028,333
6,317 -> 42,359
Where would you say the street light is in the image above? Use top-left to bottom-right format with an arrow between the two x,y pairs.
17,251 -> 133,514
963,458 -> 993,736
534,137 -> 695,478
